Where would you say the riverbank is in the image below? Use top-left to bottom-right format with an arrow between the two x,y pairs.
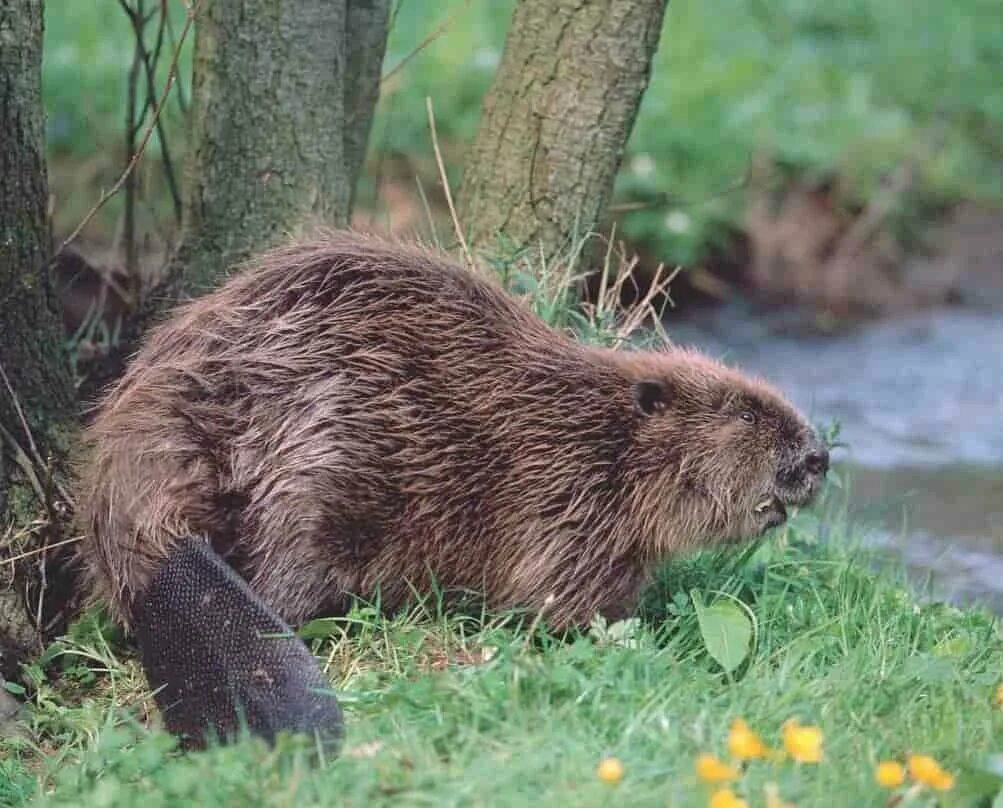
2,494 -> 1001,806
4,258 -> 1003,806
666,302 -> 1003,615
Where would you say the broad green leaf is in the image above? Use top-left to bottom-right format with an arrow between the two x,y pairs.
691,590 -> 753,674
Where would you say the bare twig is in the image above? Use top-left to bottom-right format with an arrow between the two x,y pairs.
0,363 -> 45,479
54,0 -> 200,260
607,167 -> 755,214
594,223 -> 616,325
120,0 -> 184,224
3,535 -> 84,567
122,0 -> 145,276
164,1 -> 190,115
415,174 -> 443,250
615,261 -> 677,346
825,123 -> 946,302
0,362 -> 76,508
381,3 -> 472,86
584,233 -> 677,347
426,97 -> 474,270
829,161 -> 916,266
0,422 -> 47,507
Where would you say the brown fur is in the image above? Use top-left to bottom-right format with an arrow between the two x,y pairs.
75,231 -> 827,633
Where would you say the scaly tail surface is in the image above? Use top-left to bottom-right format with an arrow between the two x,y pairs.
135,537 -> 344,752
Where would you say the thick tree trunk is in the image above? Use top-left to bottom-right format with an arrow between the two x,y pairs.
178,0 -> 349,294
457,0 -> 667,263
176,0 -> 391,295
82,0 -> 391,402
0,0 -> 79,677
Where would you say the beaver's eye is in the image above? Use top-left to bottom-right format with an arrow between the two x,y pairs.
739,410 -> 757,425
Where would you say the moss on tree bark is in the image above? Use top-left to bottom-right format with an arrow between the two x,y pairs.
0,0 -> 80,677
458,0 -> 667,264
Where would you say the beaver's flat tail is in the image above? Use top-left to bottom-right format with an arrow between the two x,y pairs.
135,537 -> 344,752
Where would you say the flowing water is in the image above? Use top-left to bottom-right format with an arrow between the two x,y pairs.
665,304 -> 1003,613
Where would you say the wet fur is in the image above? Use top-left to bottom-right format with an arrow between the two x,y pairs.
76,231 -> 825,633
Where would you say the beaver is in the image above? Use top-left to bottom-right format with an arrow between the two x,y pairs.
77,230 -> 828,633
74,231 -> 828,746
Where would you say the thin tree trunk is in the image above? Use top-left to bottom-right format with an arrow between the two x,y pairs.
175,0 -> 391,295
458,0 -> 667,264
344,0 -> 392,212
0,0 -> 79,677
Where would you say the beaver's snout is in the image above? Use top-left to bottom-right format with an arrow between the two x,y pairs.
774,437 -> 830,512
804,446 -> 830,477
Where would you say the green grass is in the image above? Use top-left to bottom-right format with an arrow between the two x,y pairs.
2,481 -> 1001,807
43,0 -> 1003,260
4,232 -> 1003,807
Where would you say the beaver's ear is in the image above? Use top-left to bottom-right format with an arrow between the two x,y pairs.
633,379 -> 673,416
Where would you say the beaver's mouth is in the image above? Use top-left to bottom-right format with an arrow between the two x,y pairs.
753,495 -> 788,530
754,476 -> 825,531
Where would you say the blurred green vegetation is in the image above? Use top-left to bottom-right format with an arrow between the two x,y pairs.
43,0 -> 1003,263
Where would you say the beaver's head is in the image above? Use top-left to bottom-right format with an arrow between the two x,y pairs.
626,349 -> 829,547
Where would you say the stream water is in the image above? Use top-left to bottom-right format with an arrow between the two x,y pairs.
666,303 -> 1003,613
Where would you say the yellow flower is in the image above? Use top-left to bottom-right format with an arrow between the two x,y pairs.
908,755 -> 954,791
782,719 -> 823,763
597,756 -> 625,785
875,761 -> 905,788
709,788 -> 749,808
696,754 -> 740,784
996,682 -> 1003,707
728,718 -> 769,760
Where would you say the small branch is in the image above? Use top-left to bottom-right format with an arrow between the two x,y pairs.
164,1 -> 190,114
122,0 -> 145,276
829,161 -> 916,266
0,362 -> 76,509
3,535 -> 84,567
53,0 -> 200,260
607,168 -> 755,214
0,422 -> 47,508
426,97 -> 473,270
824,122 -> 946,303
380,3 -> 471,86
129,0 -> 183,222
0,363 -> 45,480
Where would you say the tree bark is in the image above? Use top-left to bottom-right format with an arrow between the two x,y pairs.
0,0 -> 392,675
175,0 -> 391,295
457,0 -> 668,264
81,0 -> 391,402
0,0 -> 79,677
344,0 -> 392,212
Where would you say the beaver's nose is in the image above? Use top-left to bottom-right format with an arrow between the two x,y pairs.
805,448 -> 830,476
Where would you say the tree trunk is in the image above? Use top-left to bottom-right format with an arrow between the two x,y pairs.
457,0 -> 667,264
0,0 -> 80,678
81,0 -> 391,403
0,0 -> 392,675
344,0 -> 392,212
176,0 -> 391,295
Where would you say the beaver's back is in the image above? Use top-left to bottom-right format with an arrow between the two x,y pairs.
77,232 -> 634,630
